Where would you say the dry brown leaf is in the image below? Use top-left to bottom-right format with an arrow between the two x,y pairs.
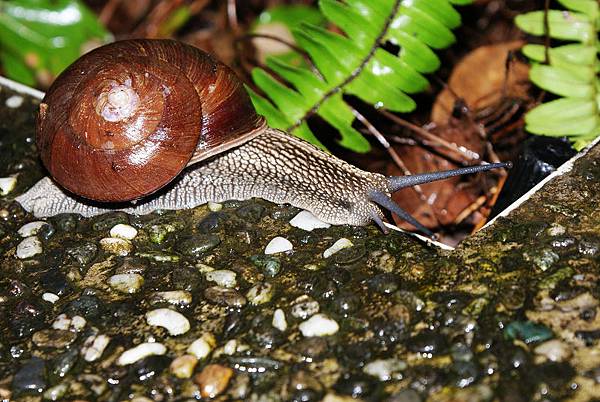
432,41 -> 529,125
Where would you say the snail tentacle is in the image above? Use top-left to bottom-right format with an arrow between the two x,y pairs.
387,162 -> 512,192
369,190 -> 435,238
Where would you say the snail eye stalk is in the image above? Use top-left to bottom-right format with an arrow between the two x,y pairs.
375,162 -> 512,238
387,162 -> 512,192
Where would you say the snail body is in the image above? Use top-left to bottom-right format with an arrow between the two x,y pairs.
17,39 -> 510,236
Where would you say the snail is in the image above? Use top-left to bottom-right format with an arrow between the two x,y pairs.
16,39 -> 510,237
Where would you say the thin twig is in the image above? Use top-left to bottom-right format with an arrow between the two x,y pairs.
99,0 -> 122,25
227,0 -> 241,36
381,110 -> 481,162
543,0 -> 551,64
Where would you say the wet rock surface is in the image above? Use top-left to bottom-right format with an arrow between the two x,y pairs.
1,83 -> 600,401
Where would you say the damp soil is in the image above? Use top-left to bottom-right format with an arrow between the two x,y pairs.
1,84 -> 599,401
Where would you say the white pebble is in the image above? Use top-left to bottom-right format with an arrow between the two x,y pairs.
5,95 -> 24,108
170,354 -> 198,379
289,210 -> 331,231
52,314 -> 71,330
82,334 -> 111,361
109,224 -> 138,240
208,201 -> 223,211
117,342 -> 166,366
71,315 -> 87,331
547,223 -> 566,236
16,236 -> 42,259
146,308 -> 190,336
17,221 -> 49,237
100,237 -> 133,256
299,313 -> 339,337
187,333 -> 216,359
291,296 -> 320,319
52,314 -> 86,331
223,339 -> 239,355
108,273 -> 144,293
363,359 -> 407,381
272,308 -> 287,332
323,238 -> 353,258
151,290 -> 192,307
534,339 -> 571,362
0,176 -> 16,196
246,282 -> 273,305
205,270 -> 237,288
265,236 -> 293,254
42,293 -> 59,303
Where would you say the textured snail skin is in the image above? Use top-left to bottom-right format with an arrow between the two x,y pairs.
17,128 -> 388,225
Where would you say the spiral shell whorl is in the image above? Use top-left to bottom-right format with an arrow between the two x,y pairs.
37,39 -> 265,202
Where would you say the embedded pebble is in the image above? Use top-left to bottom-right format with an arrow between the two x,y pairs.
12,357 -> 46,394
323,238 -> 353,258
299,314 -> 339,337
289,210 -> 331,231
534,339 -> 572,362
362,358 -> 407,381
43,382 -> 68,401
18,221 -> 49,237
208,201 -> 223,211
246,282 -> 274,305
205,286 -> 247,308
117,342 -> 167,365
99,237 -> 133,256
0,176 -> 16,195
223,339 -> 240,355
188,333 -> 216,359
52,314 -> 87,332
32,329 -> 76,348
272,308 -> 288,332
205,269 -> 237,288
150,290 -> 192,307
170,354 -> 198,378
42,293 -> 59,304
194,364 -> 234,399
108,273 -> 144,293
6,94 -> 24,108
81,334 -> 111,361
291,295 -> 320,319
265,236 -> 293,254
547,223 -> 566,236
109,223 -> 138,240
16,236 -> 43,259
145,308 -> 190,336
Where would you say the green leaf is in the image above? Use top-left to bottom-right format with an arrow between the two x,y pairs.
448,0 -> 473,5
249,0 -> 469,152
385,30 -> 441,73
522,44 -> 597,67
246,86 -> 291,130
408,0 -> 462,29
557,0 -> 599,18
0,0 -> 112,86
319,0 -> 377,44
525,98 -> 598,135
256,4 -> 326,29
530,64 -> 595,98
392,4 -> 456,49
515,10 -> 594,43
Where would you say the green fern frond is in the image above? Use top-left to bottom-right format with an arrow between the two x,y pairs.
516,0 -> 600,150
248,0 -> 471,153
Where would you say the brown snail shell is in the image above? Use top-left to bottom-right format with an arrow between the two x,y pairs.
36,39 -> 265,202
